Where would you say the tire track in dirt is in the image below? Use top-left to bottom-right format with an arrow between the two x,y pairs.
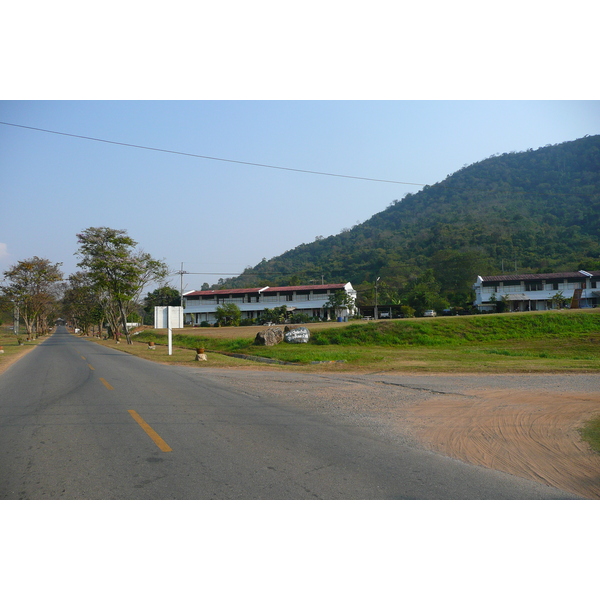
407,390 -> 600,499
182,369 -> 600,498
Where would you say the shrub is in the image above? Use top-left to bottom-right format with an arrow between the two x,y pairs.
400,305 -> 415,318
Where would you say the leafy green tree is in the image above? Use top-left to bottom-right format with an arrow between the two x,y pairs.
215,303 -> 241,326
432,249 -> 489,306
551,291 -> 567,309
323,290 -> 356,319
62,271 -> 105,336
143,285 -> 181,325
1,256 -> 63,338
76,227 -> 168,344
404,269 -> 446,316
260,305 -> 288,324
400,305 -> 415,318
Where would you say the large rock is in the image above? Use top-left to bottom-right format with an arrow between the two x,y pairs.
254,327 -> 284,346
284,326 -> 311,344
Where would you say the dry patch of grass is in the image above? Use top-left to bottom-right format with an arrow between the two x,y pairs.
0,328 -> 45,375
153,320 -> 356,340
84,336 -> 270,369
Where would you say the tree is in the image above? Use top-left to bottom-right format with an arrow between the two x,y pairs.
323,290 -> 356,319
432,249 -> 489,307
62,272 -> 105,336
76,227 -> 169,344
215,303 -> 241,326
1,256 -> 63,338
404,269 -> 446,316
142,285 -> 181,325
551,291 -> 567,309
260,306 -> 288,325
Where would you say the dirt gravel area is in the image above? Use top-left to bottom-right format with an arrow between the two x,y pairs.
196,369 -> 600,499
406,387 -> 600,499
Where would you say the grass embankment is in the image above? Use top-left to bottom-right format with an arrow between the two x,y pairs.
0,328 -> 44,374
121,310 -> 600,373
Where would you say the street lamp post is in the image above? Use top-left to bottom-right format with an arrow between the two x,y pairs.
374,276 -> 380,320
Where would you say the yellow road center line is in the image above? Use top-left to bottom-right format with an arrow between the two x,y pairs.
81,356 -> 86,360
128,410 -> 173,452
99,377 -> 114,390
88,364 -> 95,370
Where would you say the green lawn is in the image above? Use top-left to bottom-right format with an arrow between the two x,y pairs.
128,310 -> 600,373
0,326 -> 45,373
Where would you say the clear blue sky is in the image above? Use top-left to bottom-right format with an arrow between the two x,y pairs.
2,100 -> 599,290
2,3 -> 599,292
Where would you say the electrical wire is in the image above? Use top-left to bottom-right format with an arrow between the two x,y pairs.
0,121 -> 427,186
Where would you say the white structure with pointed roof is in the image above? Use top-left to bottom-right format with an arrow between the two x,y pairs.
473,270 -> 600,312
183,283 -> 357,325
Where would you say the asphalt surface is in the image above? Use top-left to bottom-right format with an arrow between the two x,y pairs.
0,326 -> 582,499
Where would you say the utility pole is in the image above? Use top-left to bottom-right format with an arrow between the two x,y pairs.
374,276 -> 381,320
176,262 -> 189,325
178,262 -> 188,308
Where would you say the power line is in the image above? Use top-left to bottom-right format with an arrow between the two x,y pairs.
173,270 -> 311,276
0,120 -> 427,186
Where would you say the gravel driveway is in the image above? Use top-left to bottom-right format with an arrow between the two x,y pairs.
192,368 -> 600,499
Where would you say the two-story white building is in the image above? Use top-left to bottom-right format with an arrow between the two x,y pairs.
473,270 -> 600,312
183,283 -> 357,325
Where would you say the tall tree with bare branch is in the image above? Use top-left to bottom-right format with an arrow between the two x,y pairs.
75,227 -> 169,344
1,256 -> 63,338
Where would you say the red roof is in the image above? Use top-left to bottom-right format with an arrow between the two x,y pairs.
481,271 -> 600,282
184,287 -> 262,297
183,283 -> 348,297
266,284 -> 346,292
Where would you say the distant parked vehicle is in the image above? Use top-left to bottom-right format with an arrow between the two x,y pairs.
423,310 -> 437,317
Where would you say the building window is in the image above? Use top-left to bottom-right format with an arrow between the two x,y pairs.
525,282 -> 543,291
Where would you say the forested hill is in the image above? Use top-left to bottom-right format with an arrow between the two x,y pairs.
221,135 -> 600,307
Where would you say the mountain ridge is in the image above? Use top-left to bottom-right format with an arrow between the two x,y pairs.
219,135 -> 600,307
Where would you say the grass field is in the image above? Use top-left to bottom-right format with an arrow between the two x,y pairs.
0,327 -> 44,374
118,309 -> 600,373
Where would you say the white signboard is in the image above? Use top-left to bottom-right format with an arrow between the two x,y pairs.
154,306 -> 183,329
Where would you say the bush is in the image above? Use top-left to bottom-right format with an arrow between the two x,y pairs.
400,305 -> 415,318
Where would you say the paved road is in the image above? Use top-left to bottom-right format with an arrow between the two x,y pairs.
0,327 -> 581,499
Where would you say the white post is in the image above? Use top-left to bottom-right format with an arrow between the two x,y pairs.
167,307 -> 173,356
